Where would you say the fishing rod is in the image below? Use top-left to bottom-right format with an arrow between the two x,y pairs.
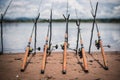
76,20 -> 88,72
41,20 -> 49,74
21,13 -> 40,72
0,0 -> 13,54
88,0 -> 109,70
2,0 -> 13,17
41,9 -> 58,74
75,10 -> 88,72
60,0 -> 70,74
21,0 -> 43,72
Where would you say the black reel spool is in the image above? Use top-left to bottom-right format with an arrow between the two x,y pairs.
37,47 -> 41,51
55,44 -> 58,49
78,48 -> 83,58
60,43 -> 69,50
95,40 -> 100,50
61,44 -> 64,50
52,44 -> 58,49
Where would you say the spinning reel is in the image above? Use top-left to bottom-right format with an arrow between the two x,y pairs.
95,40 -> 111,50
78,48 -> 83,58
44,44 -> 58,55
28,47 -> 41,56
95,40 -> 100,50
60,43 -> 70,50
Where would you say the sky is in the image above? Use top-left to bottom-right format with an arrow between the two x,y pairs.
0,0 -> 120,19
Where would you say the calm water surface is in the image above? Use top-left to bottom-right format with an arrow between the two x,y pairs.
0,22 -> 120,53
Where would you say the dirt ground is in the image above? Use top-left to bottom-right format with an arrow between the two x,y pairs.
0,51 -> 120,80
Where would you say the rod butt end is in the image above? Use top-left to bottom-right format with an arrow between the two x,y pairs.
104,67 -> 109,70
84,70 -> 89,73
41,70 -> 45,74
62,70 -> 66,74
20,69 -> 24,72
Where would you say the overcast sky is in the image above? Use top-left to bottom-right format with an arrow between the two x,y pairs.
0,0 -> 120,19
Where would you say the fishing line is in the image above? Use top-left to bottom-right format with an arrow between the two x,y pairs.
2,0 -> 13,17
51,0 -> 54,10
29,0 -> 43,38
37,0 -> 43,14
1,0 -> 13,54
89,0 -> 94,17
66,0 -> 68,17
75,8 -> 78,20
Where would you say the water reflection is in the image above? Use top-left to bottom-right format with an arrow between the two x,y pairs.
0,22 -> 120,53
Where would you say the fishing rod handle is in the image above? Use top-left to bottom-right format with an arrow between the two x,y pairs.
63,42 -> 67,74
99,40 -> 108,69
82,48 -> 88,72
21,47 -> 30,71
41,45 -> 48,73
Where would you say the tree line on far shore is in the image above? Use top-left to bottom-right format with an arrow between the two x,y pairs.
1,18 -> 120,23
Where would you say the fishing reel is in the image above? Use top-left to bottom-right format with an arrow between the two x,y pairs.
29,47 -> 33,53
95,40 -> 111,49
27,47 -> 41,57
46,44 -> 58,55
95,40 -> 100,50
61,44 -> 64,50
103,45 -> 111,48
28,47 -> 33,57
28,47 -> 41,52
78,48 -> 83,58
29,47 -> 41,52
52,44 -> 58,49
60,43 -> 70,50
37,47 -> 41,51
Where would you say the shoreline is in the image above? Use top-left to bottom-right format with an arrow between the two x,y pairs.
2,51 -> 120,54
0,51 -> 120,80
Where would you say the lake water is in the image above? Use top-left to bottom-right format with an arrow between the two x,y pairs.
0,22 -> 120,53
